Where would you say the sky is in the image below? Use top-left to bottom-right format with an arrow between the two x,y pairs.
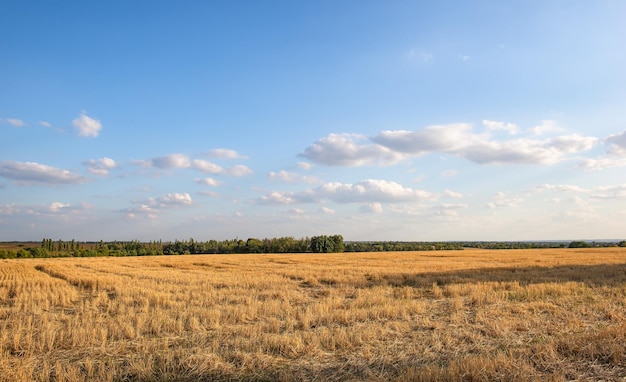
1,1 -> 626,242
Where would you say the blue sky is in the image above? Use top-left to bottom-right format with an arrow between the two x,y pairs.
1,1 -> 626,241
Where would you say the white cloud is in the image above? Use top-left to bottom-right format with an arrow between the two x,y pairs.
268,170 -> 320,184
83,157 -> 117,175
6,118 -> 25,127
191,159 -> 223,174
461,135 -> 595,165
580,157 -> 626,171
317,179 -> 435,203
39,121 -> 52,128
606,130 -> 626,155
143,154 -> 250,176
0,202 -> 90,223
158,192 -> 193,206
579,131 -> 626,171
125,204 -> 159,220
437,203 -> 468,211
227,165 -> 253,177
360,202 -> 383,214
152,154 -> 191,169
205,149 -> 247,159
590,184 -> 626,200
532,182 -> 626,201
298,162 -> 313,170
482,120 -> 519,134
268,170 -> 296,182
373,124 -> 474,155
196,177 -> 222,186
530,120 -> 563,135
255,179 -> 437,206
548,135 -> 597,153
124,192 -> 192,219
461,138 -> 554,164
577,130 -> 626,171
486,191 -> 524,208
432,203 -> 467,220
300,133 -> 405,166
257,191 -> 302,205
0,160 -> 86,184
442,189 -> 463,198
72,112 -> 102,137
533,184 -> 588,193
376,124 -> 595,165
319,207 -> 335,214
49,202 -> 70,212
569,195 -> 593,210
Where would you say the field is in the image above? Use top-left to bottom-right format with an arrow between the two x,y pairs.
1,248 -> 625,381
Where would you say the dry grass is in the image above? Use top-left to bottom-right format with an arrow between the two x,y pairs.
1,248 -> 625,381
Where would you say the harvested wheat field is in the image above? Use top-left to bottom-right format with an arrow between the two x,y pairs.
1,248 -> 625,381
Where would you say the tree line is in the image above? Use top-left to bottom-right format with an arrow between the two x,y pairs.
460,241 -> 626,249
1,238 -> 624,259
344,241 -> 463,252
0,235 -> 345,258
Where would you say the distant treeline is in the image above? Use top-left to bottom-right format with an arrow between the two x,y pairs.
344,240 -> 626,252
1,237 -> 624,259
461,241 -> 626,249
1,235 -> 344,258
344,241 -> 463,252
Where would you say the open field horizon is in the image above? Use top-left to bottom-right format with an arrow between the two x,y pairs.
2,237 -> 625,259
1,248 -> 625,381
4,3 -> 626,379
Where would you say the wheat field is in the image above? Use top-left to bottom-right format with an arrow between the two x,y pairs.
0,248 -> 625,381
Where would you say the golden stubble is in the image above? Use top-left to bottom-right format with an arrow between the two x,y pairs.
0,248 -> 625,381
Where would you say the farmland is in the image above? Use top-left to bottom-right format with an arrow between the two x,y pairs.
1,248 -> 625,381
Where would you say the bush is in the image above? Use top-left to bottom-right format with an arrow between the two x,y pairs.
0,249 -> 17,259
16,249 -> 32,258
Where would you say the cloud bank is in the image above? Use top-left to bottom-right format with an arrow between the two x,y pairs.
142,154 -> 252,176
254,179 -> 453,206
301,123 -> 597,167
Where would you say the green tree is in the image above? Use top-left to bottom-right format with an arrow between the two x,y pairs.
331,235 -> 344,252
311,235 -> 344,253
246,238 -> 264,253
569,241 -> 591,248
